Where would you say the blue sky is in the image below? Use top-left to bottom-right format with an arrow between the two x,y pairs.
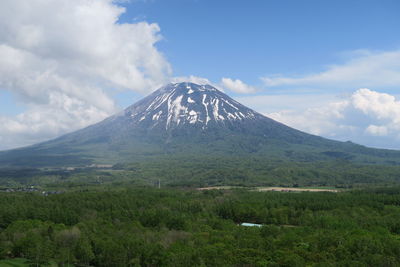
119,0 -> 400,87
0,0 -> 400,149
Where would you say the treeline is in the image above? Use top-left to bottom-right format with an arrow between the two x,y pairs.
125,157 -> 400,188
2,156 -> 400,188
1,187 -> 400,266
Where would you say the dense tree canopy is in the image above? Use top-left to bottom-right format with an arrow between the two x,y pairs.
1,187 -> 400,266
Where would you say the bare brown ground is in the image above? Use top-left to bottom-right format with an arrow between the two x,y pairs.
196,186 -> 235,190
256,187 -> 339,193
196,186 -> 339,193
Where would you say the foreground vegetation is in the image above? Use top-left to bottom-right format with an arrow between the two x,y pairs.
1,187 -> 400,266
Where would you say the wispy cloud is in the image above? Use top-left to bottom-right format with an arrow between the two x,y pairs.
262,50 -> 400,91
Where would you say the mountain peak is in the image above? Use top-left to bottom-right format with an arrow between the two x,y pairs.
161,82 -> 218,94
125,82 -> 259,130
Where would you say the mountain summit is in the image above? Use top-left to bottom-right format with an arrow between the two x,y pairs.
126,82 -> 259,130
1,82 -> 400,167
114,82 -> 312,143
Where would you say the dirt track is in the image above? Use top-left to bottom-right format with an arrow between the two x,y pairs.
256,187 -> 339,192
197,186 -> 235,190
197,186 -> 339,193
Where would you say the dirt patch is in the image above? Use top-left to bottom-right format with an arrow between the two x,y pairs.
256,187 -> 339,193
196,186 -> 236,190
196,186 -> 339,193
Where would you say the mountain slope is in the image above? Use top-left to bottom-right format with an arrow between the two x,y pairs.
1,82 -> 400,167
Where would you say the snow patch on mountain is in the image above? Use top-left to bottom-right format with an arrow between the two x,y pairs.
124,82 -> 260,130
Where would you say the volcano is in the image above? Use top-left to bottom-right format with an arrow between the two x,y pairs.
1,82 -> 400,167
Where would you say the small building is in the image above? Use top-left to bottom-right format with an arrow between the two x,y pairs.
240,222 -> 262,227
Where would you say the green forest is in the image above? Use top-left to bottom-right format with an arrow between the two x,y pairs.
1,187 -> 400,266
2,157 -> 400,189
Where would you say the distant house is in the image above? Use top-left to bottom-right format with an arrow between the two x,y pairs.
240,222 -> 262,227
88,164 -> 113,168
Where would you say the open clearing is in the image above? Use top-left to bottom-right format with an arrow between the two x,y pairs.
197,186 -> 340,192
256,187 -> 339,192
197,186 -> 236,190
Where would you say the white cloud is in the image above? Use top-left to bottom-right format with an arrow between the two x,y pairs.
262,50 -> 400,90
0,93 -> 111,149
264,89 -> 400,149
221,78 -> 257,94
366,125 -> 388,136
256,49 -> 400,149
0,0 -> 171,150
